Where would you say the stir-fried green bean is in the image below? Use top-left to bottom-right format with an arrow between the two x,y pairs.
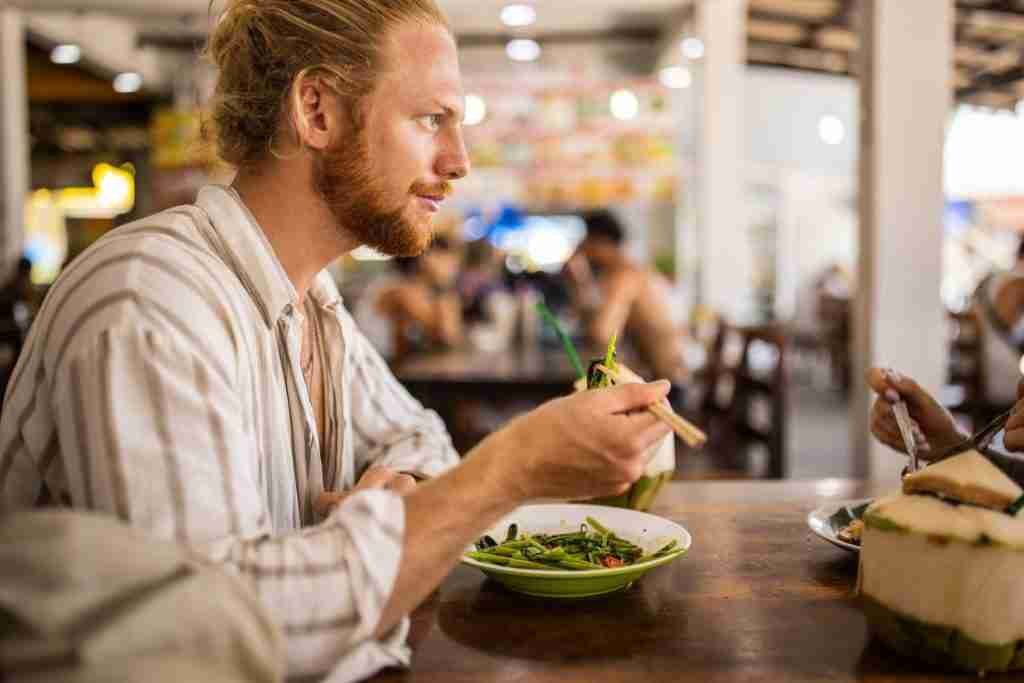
469,517 -> 681,571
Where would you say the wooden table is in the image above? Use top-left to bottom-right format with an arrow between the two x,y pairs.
371,479 -> 1008,682
393,346 -> 594,397
392,346 -> 606,451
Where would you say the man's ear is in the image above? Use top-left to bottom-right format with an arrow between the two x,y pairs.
290,74 -> 345,152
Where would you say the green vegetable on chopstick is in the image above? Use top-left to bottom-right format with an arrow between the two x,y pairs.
468,516 -> 681,570
587,334 -> 618,389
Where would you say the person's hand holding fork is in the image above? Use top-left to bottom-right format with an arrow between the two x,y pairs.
867,368 -> 967,460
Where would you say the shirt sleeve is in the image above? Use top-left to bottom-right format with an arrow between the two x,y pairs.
50,324 -> 409,678
345,319 -> 460,479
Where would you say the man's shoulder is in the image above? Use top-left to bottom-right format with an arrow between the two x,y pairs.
37,207 -> 247,356
100,205 -> 218,262
54,206 -> 239,300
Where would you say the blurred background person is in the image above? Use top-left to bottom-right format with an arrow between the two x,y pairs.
973,237 -> 1024,409
355,236 -> 465,361
564,209 -> 687,404
0,257 -> 36,399
459,239 -> 517,352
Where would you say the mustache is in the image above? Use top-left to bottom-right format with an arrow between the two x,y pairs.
410,181 -> 453,199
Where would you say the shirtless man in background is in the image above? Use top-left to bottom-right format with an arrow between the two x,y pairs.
565,210 -> 687,398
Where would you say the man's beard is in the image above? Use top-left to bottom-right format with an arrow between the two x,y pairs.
312,133 -> 450,258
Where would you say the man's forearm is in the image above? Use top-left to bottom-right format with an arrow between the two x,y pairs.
373,427 -> 521,636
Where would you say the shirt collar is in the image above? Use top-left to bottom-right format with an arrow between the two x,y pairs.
195,184 -> 302,328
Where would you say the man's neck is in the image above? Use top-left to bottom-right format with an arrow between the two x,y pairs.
232,159 -> 360,304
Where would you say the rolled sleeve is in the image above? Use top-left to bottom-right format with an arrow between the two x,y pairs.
201,490 -> 409,679
51,324 -> 411,679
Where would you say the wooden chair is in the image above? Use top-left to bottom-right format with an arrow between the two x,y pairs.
730,324 -> 789,478
682,322 -> 788,479
942,308 -> 1012,431
817,291 -> 850,393
944,309 -> 983,426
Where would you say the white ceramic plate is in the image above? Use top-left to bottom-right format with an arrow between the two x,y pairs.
461,504 -> 691,598
807,498 -> 873,553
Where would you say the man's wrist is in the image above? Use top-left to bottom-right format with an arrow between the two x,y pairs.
464,418 -> 532,507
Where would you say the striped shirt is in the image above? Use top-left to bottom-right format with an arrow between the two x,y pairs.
0,185 -> 459,680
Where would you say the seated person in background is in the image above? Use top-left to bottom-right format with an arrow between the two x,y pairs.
355,235 -> 464,359
458,240 -> 516,351
0,257 -> 36,325
459,239 -> 508,324
868,367 -> 1024,482
974,238 -> 1024,407
0,257 -> 35,391
564,209 -> 688,399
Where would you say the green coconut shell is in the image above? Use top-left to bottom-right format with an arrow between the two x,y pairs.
582,473 -> 672,512
861,594 -> 1024,674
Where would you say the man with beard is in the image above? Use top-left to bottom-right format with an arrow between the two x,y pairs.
0,1 -> 672,680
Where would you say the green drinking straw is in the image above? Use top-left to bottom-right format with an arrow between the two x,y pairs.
536,301 -> 585,381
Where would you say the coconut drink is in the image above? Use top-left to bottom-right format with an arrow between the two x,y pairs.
572,337 -> 676,512
537,305 -> 697,512
858,450 -> 1024,675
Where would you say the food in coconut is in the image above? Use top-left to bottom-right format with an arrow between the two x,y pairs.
858,450 -> 1024,674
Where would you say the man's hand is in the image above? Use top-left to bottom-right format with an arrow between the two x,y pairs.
313,466 -> 418,518
867,367 -> 965,459
487,380 -> 673,502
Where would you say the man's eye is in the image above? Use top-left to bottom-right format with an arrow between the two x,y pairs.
419,114 -> 444,131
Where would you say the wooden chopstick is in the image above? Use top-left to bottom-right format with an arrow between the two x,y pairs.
647,401 -> 707,449
595,364 -> 707,448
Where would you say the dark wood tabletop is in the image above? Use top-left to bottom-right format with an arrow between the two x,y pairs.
370,479 -> 1017,682
392,346 -> 597,388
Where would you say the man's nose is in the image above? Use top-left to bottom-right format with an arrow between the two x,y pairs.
436,127 -> 471,181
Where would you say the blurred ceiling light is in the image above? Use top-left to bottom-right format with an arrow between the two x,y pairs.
113,72 -> 142,94
464,94 -> 487,126
50,44 -> 81,65
506,38 -> 541,62
681,37 -> 705,60
659,65 -> 692,89
610,89 -> 639,121
818,115 -> 845,145
500,4 -> 536,28
96,163 -> 134,209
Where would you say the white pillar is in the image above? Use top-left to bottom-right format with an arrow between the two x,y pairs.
0,7 -> 28,280
853,0 -> 952,480
696,0 -> 750,320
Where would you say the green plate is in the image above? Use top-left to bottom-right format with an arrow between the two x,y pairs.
461,504 -> 691,598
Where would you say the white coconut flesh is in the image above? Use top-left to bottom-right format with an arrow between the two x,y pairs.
902,449 -> 1023,510
859,449 -> 1024,671
861,496 -> 1024,647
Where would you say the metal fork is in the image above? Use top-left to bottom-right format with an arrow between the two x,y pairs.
891,401 -> 919,473
928,407 -> 1014,464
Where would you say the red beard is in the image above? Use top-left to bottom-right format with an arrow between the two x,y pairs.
312,133 -> 451,257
